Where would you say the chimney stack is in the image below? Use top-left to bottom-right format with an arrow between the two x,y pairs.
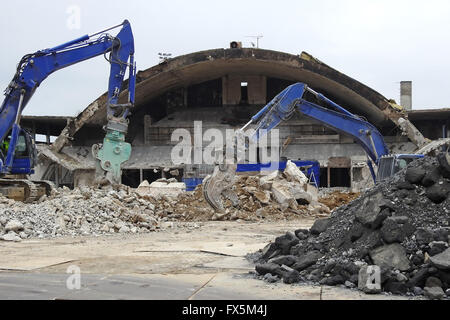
400,81 -> 412,110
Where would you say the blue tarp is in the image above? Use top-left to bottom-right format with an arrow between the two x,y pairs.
237,161 -> 320,187
183,161 -> 320,191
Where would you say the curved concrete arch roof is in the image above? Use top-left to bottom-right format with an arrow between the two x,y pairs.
53,48 -> 416,153
82,48 -> 398,126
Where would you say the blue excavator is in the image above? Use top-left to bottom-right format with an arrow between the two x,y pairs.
0,20 -> 136,201
203,82 -> 426,211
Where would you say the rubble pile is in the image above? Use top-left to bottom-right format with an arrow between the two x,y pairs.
252,154 -> 450,299
0,186 -> 161,241
0,161 -> 358,241
149,161 -> 334,222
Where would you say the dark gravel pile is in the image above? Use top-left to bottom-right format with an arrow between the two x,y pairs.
251,153 -> 450,299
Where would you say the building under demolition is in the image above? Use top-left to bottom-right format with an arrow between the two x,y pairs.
23,46 -> 450,191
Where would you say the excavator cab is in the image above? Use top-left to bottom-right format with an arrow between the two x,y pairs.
376,154 -> 424,182
0,128 -> 36,176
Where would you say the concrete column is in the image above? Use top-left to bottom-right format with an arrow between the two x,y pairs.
400,81 -> 412,110
144,115 -> 152,145
327,167 -> 331,188
55,166 -> 59,188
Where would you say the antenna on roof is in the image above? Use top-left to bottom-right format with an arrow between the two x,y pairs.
245,35 -> 263,48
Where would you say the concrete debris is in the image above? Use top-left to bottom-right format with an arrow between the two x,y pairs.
136,179 -> 186,199
0,173 -> 358,241
369,243 -> 410,271
429,248 -> 450,270
251,153 -> 450,299
0,185 -> 162,240
0,231 -> 22,242
424,286 -> 445,300
148,164 -> 356,222
284,160 -> 308,185
358,266 -> 382,294
4,219 -> 24,232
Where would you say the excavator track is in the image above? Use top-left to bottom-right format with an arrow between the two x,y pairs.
32,180 -> 56,197
0,178 -> 40,202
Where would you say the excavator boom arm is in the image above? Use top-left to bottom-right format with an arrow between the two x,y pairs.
203,82 -> 391,211
249,83 -> 389,165
0,20 -> 136,184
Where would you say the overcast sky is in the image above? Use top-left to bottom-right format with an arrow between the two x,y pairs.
1,0 -> 449,117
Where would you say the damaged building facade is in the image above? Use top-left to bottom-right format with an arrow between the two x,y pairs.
25,46 -> 450,191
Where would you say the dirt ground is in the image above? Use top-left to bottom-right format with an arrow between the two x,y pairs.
318,191 -> 360,211
0,217 -> 417,300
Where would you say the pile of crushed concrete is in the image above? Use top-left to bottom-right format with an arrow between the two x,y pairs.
0,161 -> 359,241
145,161 -> 345,222
0,185 -> 162,241
252,153 -> 450,300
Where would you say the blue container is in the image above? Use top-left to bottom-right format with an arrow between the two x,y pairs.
183,160 -> 321,191
183,178 -> 204,191
236,161 -> 320,187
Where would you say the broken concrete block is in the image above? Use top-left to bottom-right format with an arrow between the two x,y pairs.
308,202 -> 331,215
244,187 -> 271,204
291,251 -> 323,271
429,241 -> 448,256
437,152 -> 450,179
405,167 -> 426,185
281,269 -> 301,284
421,166 -> 442,187
355,191 -> 390,229
415,228 -> 435,245
429,248 -> 450,270
254,190 -> 271,204
380,216 -> 414,244
310,218 -> 330,235
424,286 -> 445,300
271,181 -> 297,210
284,160 -> 308,185
268,255 -> 299,267
1,231 -> 22,242
358,265 -> 381,294
259,171 -> 279,190
369,243 -> 410,271
263,273 -> 279,283
288,182 -> 312,204
5,219 -> 24,232
426,181 -> 449,204
255,263 -> 283,277
137,180 -> 186,199
305,184 -> 319,202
